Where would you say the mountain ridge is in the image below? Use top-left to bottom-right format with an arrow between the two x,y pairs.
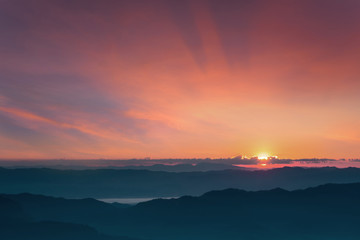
1,167 -> 360,198
2,182 -> 360,239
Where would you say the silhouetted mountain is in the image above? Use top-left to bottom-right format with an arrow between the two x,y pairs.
2,183 -> 360,239
1,167 -> 360,198
113,183 -> 360,240
1,193 -> 123,225
0,158 -> 349,170
117,163 -> 243,172
0,195 -> 140,240
0,220 -> 135,240
0,196 -> 28,221
0,160 -> 245,171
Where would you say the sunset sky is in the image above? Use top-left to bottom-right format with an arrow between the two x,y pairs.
1,0 -> 360,159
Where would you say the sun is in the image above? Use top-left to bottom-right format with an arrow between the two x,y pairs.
257,153 -> 269,160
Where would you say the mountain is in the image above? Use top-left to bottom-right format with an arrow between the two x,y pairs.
116,162 -> 244,172
0,195 -> 139,240
0,160 -> 245,171
114,183 -> 360,240
1,183 -> 360,240
1,167 -> 360,198
1,193 -> 122,224
0,220 -> 134,240
0,195 -> 28,221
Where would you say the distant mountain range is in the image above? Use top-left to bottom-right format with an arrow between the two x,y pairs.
1,183 -> 360,240
1,167 -> 360,198
0,160 -> 245,171
113,163 -> 246,172
0,158 -> 353,170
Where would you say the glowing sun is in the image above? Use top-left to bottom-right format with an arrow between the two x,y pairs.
258,153 -> 269,160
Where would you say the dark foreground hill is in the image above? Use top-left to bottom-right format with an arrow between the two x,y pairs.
1,167 -> 360,198
2,183 -> 360,240
0,196 -> 139,240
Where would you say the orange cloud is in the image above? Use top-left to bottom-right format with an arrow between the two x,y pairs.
0,106 -> 137,143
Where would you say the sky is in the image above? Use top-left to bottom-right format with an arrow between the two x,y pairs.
1,0 -> 360,159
